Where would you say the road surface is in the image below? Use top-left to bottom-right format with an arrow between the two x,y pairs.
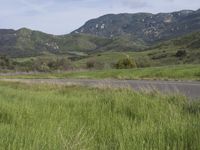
1,79 -> 200,99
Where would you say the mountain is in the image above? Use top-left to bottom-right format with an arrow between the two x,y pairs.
0,28 -> 109,57
0,28 -> 146,57
72,9 -> 200,43
0,9 -> 200,58
0,28 -> 58,57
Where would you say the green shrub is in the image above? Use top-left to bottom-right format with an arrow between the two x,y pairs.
86,59 -> 105,69
86,59 -> 95,69
136,56 -> 152,68
176,50 -> 187,57
115,56 -> 137,69
17,58 -> 72,72
0,55 -> 14,69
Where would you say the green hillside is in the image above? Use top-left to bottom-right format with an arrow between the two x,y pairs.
0,31 -> 198,71
73,32 -> 200,69
0,30 -> 199,71
0,28 -> 145,58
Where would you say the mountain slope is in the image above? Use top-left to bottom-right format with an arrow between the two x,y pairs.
0,28 -> 58,57
144,31 -> 200,65
0,28 -> 146,57
0,28 -> 109,57
74,31 -> 200,68
152,31 -> 200,50
72,9 -> 200,43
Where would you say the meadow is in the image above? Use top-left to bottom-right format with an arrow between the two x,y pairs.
0,81 -> 200,149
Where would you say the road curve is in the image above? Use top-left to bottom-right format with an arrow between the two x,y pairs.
1,79 -> 200,99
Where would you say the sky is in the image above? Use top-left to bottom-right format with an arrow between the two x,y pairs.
0,0 -> 200,35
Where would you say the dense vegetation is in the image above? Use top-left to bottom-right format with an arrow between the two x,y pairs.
0,55 -> 14,70
0,81 -> 199,149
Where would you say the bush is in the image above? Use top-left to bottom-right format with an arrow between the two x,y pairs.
23,58 -> 72,72
115,56 -> 137,69
135,57 -> 152,68
176,50 -> 187,57
50,58 -> 72,70
86,60 -> 95,69
0,55 -> 14,69
86,59 -> 105,70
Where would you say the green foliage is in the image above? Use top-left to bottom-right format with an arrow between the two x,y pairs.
135,56 -> 152,68
1,29 -> 200,71
0,55 -> 14,69
1,30 -> 200,71
173,32 -> 200,49
16,58 -> 72,72
1,65 -> 199,81
64,64 -> 200,80
86,59 -> 95,69
0,82 -> 200,149
115,56 -> 137,69
86,59 -> 105,69
176,50 -> 187,57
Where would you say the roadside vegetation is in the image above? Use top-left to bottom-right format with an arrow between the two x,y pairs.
1,64 -> 199,81
62,64 -> 200,81
0,81 -> 199,149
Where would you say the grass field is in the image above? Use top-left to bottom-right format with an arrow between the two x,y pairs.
0,81 -> 200,149
63,64 -> 200,80
1,64 -> 200,81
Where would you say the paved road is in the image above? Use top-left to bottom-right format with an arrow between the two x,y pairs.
1,79 -> 200,99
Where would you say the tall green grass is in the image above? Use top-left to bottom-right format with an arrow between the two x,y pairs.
0,81 -> 200,149
63,64 -> 200,80
1,64 -> 199,80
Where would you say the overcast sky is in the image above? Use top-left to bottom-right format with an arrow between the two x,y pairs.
0,0 -> 200,35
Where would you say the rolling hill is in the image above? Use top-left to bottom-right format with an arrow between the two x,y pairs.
0,28 -> 146,57
0,9 -> 199,61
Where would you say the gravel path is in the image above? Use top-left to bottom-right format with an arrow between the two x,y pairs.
1,79 -> 200,99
